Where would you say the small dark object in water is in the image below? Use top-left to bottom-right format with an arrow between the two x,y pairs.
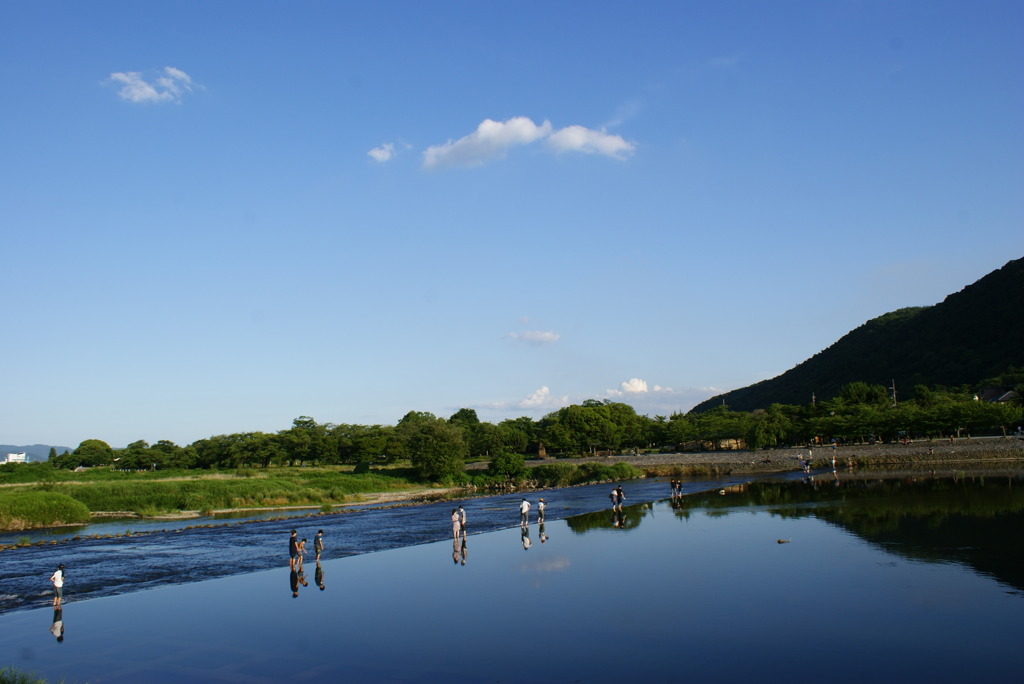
777,539 -> 791,544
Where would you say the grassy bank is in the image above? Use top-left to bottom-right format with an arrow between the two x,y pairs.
0,491 -> 91,531
1,467 -> 423,522
1,461 -> 651,529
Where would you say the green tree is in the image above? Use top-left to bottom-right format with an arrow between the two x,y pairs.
408,418 -> 468,481
72,439 -> 114,467
746,405 -> 792,450
487,448 -> 526,480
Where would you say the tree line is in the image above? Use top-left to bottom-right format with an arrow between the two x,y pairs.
49,382 -> 1022,479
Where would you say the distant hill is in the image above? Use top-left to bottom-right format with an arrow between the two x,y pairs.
0,444 -> 74,463
691,257 -> 1024,413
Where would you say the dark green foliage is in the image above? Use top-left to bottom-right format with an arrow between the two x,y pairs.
408,419 -> 468,481
692,257 -> 1024,412
34,470 -> 418,515
529,462 -> 643,488
487,450 -> 526,479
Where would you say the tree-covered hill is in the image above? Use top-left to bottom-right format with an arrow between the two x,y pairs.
691,257 -> 1024,413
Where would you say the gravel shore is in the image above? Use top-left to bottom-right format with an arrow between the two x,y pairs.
525,436 -> 1024,475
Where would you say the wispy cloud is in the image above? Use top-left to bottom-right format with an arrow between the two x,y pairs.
368,142 -> 396,162
519,386 -> 570,410
423,117 -> 552,169
504,330 -> 560,345
475,380 -> 717,421
546,125 -> 634,159
422,116 -> 634,169
108,67 -> 196,104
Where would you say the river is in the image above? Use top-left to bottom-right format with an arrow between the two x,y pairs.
0,472 -> 778,614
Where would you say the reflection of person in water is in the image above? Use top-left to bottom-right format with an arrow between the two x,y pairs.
539,522 -> 548,544
50,607 -> 64,643
521,525 -> 532,550
290,568 -> 299,598
452,528 -> 468,565
315,561 -> 325,591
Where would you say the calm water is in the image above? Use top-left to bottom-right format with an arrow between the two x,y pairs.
1,473 -> 1023,683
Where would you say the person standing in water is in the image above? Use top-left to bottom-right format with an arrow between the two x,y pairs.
314,530 -> 324,562
519,498 -> 531,526
458,505 -> 467,534
451,509 -> 461,539
49,564 -> 64,607
288,530 -> 299,569
537,498 -> 545,523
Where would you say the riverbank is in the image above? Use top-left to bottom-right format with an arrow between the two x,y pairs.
537,436 -> 1024,476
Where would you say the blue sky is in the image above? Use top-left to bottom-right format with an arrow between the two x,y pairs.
3,1 -> 1022,448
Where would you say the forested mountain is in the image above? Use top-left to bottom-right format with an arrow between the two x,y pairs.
691,257 -> 1024,414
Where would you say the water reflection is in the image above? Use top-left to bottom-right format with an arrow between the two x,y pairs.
676,474 -> 1024,592
451,530 -> 468,565
566,503 -> 651,533
49,607 -> 63,643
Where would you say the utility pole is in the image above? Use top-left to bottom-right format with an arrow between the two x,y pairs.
890,379 -> 897,406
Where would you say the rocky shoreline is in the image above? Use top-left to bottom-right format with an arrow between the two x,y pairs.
527,436 -> 1024,475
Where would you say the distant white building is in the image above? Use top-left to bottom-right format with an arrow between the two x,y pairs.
4,452 -> 27,464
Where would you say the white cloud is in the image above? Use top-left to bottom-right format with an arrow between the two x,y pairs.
423,116 -> 553,169
108,67 -> 195,104
619,378 -> 649,393
602,379 -> 718,416
546,125 -> 635,159
504,330 -> 560,345
519,386 -> 569,410
368,143 -> 395,162
476,380 -> 718,422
